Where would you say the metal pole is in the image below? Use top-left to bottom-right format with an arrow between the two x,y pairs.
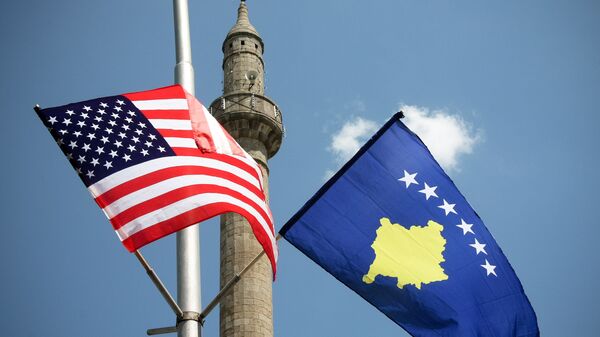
134,251 -> 184,318
173,0 -> 195,94
173,1 -> 200,337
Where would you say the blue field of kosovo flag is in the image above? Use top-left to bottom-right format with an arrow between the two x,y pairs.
280,113 -> 539,337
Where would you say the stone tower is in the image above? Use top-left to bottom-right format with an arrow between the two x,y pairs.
209,1 -> 283,337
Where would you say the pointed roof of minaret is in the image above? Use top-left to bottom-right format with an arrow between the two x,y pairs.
227,0 -> 260,38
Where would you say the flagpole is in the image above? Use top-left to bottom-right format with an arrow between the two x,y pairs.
173,1 -> 201,337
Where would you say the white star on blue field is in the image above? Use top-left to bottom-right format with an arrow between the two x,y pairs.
398,169 -> 497,277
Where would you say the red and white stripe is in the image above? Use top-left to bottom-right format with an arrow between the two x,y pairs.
87,85 -> 277,277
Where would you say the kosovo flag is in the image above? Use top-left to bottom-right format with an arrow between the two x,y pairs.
280,113 -> 539,337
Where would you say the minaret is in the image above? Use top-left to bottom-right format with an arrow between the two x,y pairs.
209,1 -> 283,337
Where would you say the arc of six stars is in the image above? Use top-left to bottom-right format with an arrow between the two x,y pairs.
402,170 -> 497,276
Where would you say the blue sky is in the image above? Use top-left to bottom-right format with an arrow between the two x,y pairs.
1,1 -> 599,336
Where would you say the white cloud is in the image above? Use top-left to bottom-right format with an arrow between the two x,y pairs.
324,105 -> 480,180
400,104 -> 481,171
328,116 -> 379,164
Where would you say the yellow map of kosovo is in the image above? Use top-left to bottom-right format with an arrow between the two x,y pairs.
362,218 -> 448,289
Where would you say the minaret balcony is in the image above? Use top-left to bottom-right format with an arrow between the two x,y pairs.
209,92 -> 283,158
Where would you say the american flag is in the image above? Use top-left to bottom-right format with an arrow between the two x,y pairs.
36,85 -> 277,276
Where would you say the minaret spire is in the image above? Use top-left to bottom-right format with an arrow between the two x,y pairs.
210,2 -> 283,337
227,0 -> 260,39
235,1 -> 250,26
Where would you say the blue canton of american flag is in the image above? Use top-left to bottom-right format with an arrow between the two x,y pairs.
40,97 -> 173,186
35,85 -> 279,277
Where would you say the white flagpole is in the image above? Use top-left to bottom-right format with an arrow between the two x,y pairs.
173,1 -> 201,337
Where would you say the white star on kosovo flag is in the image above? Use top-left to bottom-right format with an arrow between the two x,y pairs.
457,218 -> 475,235
419,183 -> 438,200
481,259 -> 497,276
398,170 -> 418,188
438,199 -> 457,215
469,238 -> 487,255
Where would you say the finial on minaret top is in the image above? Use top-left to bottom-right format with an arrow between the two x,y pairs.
227,0 -> 259,38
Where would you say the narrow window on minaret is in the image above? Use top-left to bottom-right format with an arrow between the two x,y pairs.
241,40 -> 245,45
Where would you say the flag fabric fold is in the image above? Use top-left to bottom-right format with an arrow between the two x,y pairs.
280,113 -> 538,336
36,85 -> 277,277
